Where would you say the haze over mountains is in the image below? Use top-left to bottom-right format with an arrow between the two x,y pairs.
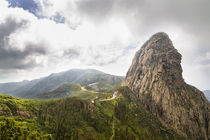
0,68 -> 209,101
0,69 -> 124,98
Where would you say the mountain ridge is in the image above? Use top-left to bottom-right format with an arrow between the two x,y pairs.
0,69 -> 124,98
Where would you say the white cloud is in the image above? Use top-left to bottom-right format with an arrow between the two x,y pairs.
0,0 -> 134,82
0,0 -> 210,90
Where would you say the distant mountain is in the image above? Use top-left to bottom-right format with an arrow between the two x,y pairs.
0,80 -> 30,94
0,69 -> 124,98
34,83 -> 107,100
34,83 -> 81,99
203,90 -> 210,101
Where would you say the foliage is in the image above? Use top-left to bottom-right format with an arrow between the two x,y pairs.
0,87 -> 187,140
0,117 -> 52,140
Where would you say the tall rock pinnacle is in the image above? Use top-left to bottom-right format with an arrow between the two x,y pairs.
124,32 -> 209,140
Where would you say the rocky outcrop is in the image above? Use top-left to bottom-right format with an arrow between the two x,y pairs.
124,32 -> 210,140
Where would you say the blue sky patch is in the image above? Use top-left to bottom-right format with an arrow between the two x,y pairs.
51,12 -> 66,24
7,0 -> 66,23
7,0 -> 39,16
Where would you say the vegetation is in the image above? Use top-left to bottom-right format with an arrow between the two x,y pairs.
34,83 -> 114,100
0,69 -> 124,98
0,86 -> 187,140
35,83 -> 96,100
0,95 -> 51,139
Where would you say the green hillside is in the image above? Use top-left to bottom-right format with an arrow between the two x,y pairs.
0,87 -> 187,140
34,83 -> 112,100
0,69 -> 124,98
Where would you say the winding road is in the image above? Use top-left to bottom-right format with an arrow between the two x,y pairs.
98,91 -> 118,102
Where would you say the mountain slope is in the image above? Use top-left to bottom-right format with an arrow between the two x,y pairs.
0,80 -> 30,94
0,87 -> 187,140
203,90 -> 210,101
34,83 -> 108,100
124,32 -> 210,140
0,69 -> 124,98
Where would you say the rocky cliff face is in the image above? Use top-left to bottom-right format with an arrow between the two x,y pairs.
124,32 -> 210,140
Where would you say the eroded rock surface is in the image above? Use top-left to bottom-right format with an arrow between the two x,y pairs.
124,32 -> 210,140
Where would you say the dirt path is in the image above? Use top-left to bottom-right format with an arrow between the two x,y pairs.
81,86 -> 87,91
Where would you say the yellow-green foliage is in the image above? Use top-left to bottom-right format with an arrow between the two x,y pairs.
0,87 -> 187,140
0,95 -> 39,117
0,116 -> 52,140
0,95 -> 52,139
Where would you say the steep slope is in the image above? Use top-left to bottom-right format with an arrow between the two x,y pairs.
0,69 -> 124,98
203,90 -> 210,102
124,32 -> 210,140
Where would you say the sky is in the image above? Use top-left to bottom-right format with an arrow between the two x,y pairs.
0,0 -> 210,90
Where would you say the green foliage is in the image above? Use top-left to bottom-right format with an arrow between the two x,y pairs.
0,116 -> 52,140
0,95 -> 39,117
0,95 -> 52,139
34,83 -> 109,100
111,87 -> 185,140
0,90 -> 187,140
37,97 -> 110,139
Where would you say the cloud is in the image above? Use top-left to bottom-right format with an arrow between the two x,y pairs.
76,0 -> 114,23
63,48 -> 80,59
0,8 -> 47,70
0,17 -> 27,38
0,0 -> 210,90
0,41 -> 47,69
73,0 -> 210,90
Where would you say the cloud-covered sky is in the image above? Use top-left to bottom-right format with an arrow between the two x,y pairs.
0,0 -> 210,90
